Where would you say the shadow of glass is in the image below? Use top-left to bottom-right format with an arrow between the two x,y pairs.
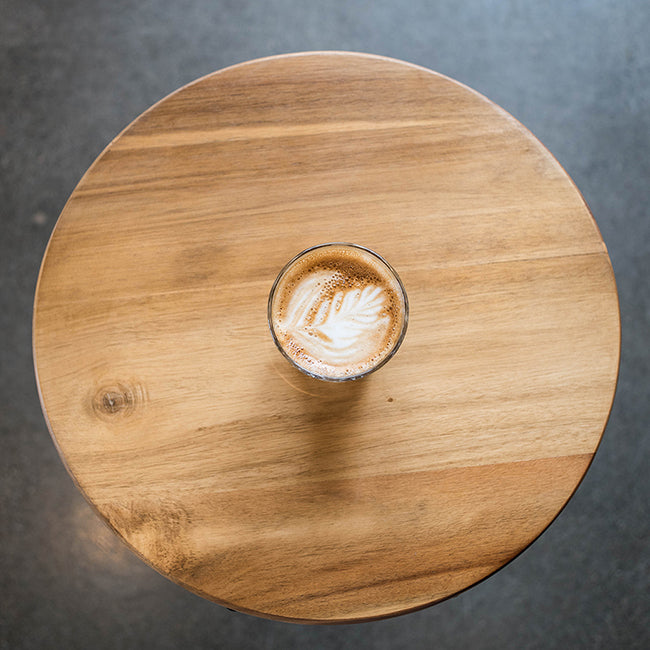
270,358 -> 371,495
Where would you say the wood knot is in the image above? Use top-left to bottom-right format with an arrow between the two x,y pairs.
92,381 -> 146,421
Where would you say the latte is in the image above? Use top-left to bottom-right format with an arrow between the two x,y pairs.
268,243 -> 408,380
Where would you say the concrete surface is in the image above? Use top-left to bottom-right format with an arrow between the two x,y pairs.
1,1 -> 648,648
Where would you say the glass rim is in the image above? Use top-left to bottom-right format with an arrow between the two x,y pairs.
267,242 -> 409,382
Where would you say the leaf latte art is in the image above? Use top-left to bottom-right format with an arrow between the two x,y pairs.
285,272 -> 390,365
269,244 -> 408,380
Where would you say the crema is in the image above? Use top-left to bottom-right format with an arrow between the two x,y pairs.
269,243 -> 408,380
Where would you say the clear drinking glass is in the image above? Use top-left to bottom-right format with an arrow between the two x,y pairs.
268,243 -> 409,381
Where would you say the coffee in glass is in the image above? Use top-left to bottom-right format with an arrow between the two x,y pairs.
268,243 -> 408,381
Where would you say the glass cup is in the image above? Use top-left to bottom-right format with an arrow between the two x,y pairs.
268,243 -> 408,381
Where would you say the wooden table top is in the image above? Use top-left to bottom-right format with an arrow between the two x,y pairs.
33,52 -> 620,623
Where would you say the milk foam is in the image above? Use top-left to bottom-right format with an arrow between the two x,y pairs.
270,244 -> 407,379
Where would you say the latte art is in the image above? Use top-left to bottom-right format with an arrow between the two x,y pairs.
269,243 -> 408,380
285,274 -> 390,365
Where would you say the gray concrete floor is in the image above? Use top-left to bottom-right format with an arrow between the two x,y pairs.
1,1 -> 648,648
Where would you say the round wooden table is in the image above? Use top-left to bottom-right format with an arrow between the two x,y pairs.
33,52 -> 620,623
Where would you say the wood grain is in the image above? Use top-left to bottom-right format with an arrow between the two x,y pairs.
33,52 -> 620,623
